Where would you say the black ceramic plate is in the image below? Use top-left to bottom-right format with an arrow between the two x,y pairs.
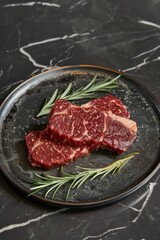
0,65 -> 160,208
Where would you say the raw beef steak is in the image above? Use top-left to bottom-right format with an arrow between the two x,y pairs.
102,114 -> 137,153
83,95 -> 130,118
25,130 -> 90,169
48,99 -> 137,153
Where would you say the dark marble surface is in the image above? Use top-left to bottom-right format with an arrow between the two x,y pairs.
0,0 -> 160,239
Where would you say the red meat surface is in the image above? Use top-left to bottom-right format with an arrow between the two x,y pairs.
26,95 -> 137,169
25,130 -> 90,169
83,95 -> 130,118
49,99 -> 137,153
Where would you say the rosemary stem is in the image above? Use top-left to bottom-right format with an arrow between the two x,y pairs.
37,74 -> 120,117
29,152 -> 139,200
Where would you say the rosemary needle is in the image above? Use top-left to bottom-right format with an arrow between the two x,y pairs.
29,152 -> 139,201
37,74 -> 120,117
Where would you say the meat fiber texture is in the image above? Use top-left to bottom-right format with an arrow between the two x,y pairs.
25,130 -> 90,169
83,95 -> 130,118
48,96 -> 137,154
25,95 -> 137,169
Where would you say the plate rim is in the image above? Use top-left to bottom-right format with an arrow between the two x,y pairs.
0,64 -> 160,208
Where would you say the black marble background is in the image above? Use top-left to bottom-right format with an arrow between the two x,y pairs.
0,0 -> 160,239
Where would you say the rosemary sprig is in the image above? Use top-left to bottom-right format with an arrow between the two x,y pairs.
29,152 -> 139,201
37,74 -> 120,117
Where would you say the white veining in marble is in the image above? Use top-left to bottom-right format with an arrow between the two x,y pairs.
70,0 -> 87,10
138,20 -> 160,29
0,70 -> 3,78
53,44 -> 74,67
19,33 -> 90,69
80,180 -> 159,240
153,56 -> 160,61
6,48 -> 19,53
119,203 -> 139,212
0,2 -> 160,238
123,54 -> 160,72
16,25 -> 21,49
7,64 -> 13,73
49,59 -> 54,67
0,79 -> 24,95
2,2 -> 60,8
81,226 -> 128,240
122,40 -> 160,72
29,69 -> 41,77
80,31 -> 160,58
120,179 -> 159,220
132,45 -> 160,59
69,219 -> 90,239
106,6 -> 118,24
55,56 -> 72,66
122,57 -> 151,72
0,208 -> 69,234
0,179 -> 157,237
132,182 -> 157,223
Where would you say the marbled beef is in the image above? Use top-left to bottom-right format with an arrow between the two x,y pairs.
49,99 -> 137,153
25,130 -> 90,169
83,95 -> 130,118
26,95 -> 137,169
